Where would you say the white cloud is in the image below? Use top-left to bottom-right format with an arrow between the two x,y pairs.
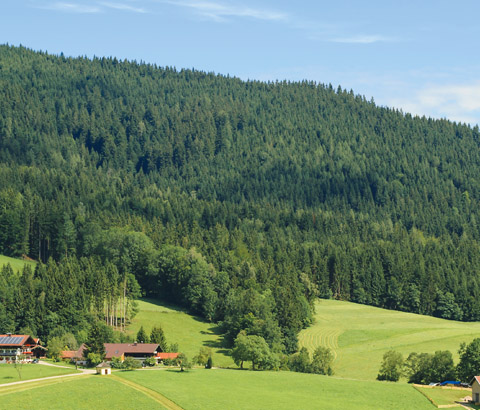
389,83 -> 480,125
40,2 -> 101,13
162,0 -> 287,22
329,35 -> 395,44
100,1 -> 147,13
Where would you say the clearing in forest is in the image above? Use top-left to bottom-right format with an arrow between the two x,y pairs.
0,254 -> 37,273
128,298 -> 234,367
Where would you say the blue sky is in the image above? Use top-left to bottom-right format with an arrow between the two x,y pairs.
2,0 -> 480,125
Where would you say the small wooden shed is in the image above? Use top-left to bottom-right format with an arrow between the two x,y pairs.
96,362 -> 112,375
471,376 -> 480,404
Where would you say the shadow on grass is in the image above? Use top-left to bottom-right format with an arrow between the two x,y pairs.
139,298 -> 190,314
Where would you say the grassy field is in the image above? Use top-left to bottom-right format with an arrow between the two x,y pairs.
299,299 -> 480,380
128,299 -> 234,367
0,375 -> 164,409
0,363 -> 78,383
415,386 -> 471,408
0,254 -> 36,273
118,368 -> 435,410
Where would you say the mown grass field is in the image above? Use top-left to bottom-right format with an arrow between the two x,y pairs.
118,368 -> 435,410
0,375 -> 163,409
0,254 -> 36,273
299,299 -> 480,380
415,386 -> 471,408
0,363 -> 78,383
128,299 -> 234,367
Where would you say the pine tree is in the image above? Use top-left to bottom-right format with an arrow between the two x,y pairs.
136,326 -> 149,343
150,325 -> 167,351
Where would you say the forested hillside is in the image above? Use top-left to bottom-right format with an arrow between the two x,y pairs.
1,44 -> 480,350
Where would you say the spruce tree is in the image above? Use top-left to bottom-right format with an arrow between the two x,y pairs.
136,326 -> 149,343
150,325 -> 167,351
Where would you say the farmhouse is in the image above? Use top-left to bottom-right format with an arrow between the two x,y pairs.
62,342 -> 177,365
104,342 -> 160,361
61,343 -> 86,364
0,334 -> 46,363
471,376 -> 480,404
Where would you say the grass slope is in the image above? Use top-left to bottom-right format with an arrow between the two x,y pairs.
0,363 -> 78,383
0,254 -> 36,273
299,299 -> 480,380
118,368 -> 435,410
0,375 -> 163,409
128,299 -> 234,367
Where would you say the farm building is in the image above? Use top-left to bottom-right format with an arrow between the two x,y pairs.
471,376 -> 480,404
157,352 -> 179,363
61,343 -> 86,364
0,334 -> 46,363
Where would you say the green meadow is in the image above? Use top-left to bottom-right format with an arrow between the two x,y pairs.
0,363 -> 78,383
299,299 -> 480,380
128,299 -> 234,367
0,254 -> 36,273
118,368 -> 434,410
0,375 -> 163,409
414,386 -> 471,408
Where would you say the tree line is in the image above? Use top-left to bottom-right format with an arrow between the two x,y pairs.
377,338 -> 480,384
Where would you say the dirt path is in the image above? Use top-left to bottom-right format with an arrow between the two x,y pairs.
38,360 -> 95,374
0,361 -> 94,389
110,374 -> 184,410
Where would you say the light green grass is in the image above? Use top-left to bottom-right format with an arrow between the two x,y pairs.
118,368 -> 435,410
299,299 -> 480,380
0,363 -> 78,383
128,298 -> 234,367
0,375 -> 164,409
0,254 -> 36,273
415,386 -> 470,407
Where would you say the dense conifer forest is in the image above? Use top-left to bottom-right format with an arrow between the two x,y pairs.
1,44 -> 480,352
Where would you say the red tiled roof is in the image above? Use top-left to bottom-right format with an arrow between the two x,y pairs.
156,352 -> 179,359
472,376 -> 480,385
104,343 -> 159,359
61,351 -> 77,359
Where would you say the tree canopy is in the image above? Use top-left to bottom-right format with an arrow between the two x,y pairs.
2,44 -> 480,351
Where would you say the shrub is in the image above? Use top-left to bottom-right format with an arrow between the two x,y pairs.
377,350 -> 403,382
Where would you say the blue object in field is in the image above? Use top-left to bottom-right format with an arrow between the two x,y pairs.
440,381 -> 460,386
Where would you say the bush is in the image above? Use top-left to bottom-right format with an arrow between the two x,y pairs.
122,356 -> 141,370
87,352 -> 102,368
193,347 -> 212,366
311,346 -> 334,375
176,353 -> 192,372
205,356 -> 213,369
110,357 -> 124,369
377,350 -> 403,382
144,356 -> 157,367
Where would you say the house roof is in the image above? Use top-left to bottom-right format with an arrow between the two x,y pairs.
96,362 -> 111,368
0,335 -> 36,347
104,343 -> 159,359
156,352 -> 179,359
471,376 -> 480,385
61,350 -> 77,359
